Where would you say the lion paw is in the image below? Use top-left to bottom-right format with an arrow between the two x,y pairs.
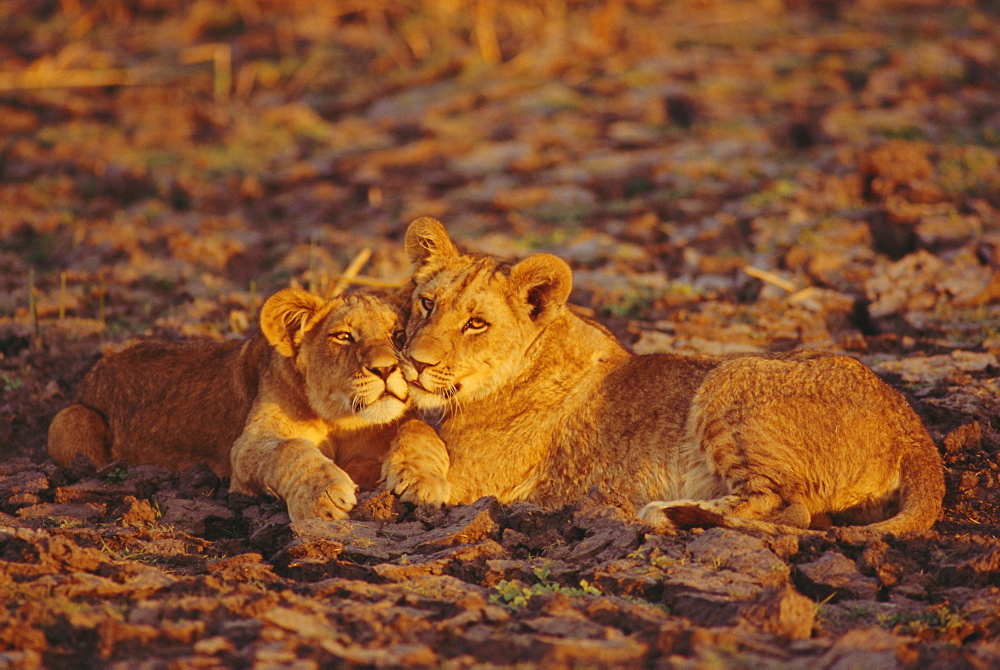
384,464 -> 451,506
286,470 -> 358,522
382,418 -> 451,506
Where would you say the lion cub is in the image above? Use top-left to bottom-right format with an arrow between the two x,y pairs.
383,218 -> 945,536
48,288 -> 411,521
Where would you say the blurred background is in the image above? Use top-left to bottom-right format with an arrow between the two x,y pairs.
1,0 -> 999,457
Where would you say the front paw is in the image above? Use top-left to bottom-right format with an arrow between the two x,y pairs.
384,462 -> 451,506
382,418 -> 451,506
286,467 -> 357,522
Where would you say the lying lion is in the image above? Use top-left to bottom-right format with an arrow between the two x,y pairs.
383,217 -> 946,535
48,288 -> 411,521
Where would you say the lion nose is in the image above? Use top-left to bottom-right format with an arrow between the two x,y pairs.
367,363 -> 398,381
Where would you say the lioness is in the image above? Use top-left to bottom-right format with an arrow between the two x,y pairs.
383,217 -> 945,535
48,288 -> 411,521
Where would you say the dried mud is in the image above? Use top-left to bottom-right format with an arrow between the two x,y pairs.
2,1 -> 1000,667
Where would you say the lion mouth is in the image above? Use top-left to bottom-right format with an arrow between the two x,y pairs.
410,380 -> 461,398
383,388 -> 407,403
353,388 -> 408,411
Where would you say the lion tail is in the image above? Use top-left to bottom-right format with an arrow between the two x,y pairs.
859,436 -> 946,536
722,437 -> 946,539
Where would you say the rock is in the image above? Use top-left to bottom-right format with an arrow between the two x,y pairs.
152,493 -> 235,538
15,502 -> 106,523
866,249 -> 995,326
115,496 -> 159,527
874,350 -> 998,385
533,634 -> 648,667
207,553 -> 277,582
794,551 -> 880,601
659,560 -> 768,627
414,497 -> 503,552
740,584 -> 815,639
351,490 -> 403,522
818,627 -> 918,668
686,528 -> 790,585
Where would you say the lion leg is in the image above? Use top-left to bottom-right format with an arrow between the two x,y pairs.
231,436 -> 357,522
381,419 -> 451,506
47,404 -> 113,469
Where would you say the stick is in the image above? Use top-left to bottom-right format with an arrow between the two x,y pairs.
180,43 -> 231,103
59,271 -> 67,320
249,280 -> 257,315
327,274 -> 403,291
0,68 -> 148,90
29,268 -> 40,349
308,237 -> 318,295
98,275 -> 106,326
328,248 -> 373,298
743,265 -> 796,293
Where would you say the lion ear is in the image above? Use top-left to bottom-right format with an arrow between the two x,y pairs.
405,217 -> 459,271
260,289 -> 330,357
510,254 -> 572,323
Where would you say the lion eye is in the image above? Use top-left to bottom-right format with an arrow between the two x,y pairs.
420,297 -> 435,313
330,332 -> 354,344
392,329 -> 407,347
464,317 -> 488,332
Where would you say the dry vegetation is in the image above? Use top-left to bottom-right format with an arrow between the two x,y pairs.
1,0 -> 999,667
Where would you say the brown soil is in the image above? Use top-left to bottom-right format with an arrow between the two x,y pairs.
2,1 -> 999,667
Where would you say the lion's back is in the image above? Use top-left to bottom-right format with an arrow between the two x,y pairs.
73,337 -> 256,474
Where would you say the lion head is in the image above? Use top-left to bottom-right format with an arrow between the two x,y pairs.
261,289 -> 410,424
399,217 -> 573,410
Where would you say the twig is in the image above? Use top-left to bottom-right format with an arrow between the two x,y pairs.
475,0 -> 502,64
0,68 -> 149,90
327,274 -> 403,291
307,237 -> 318,295
180,43 -> 231,103
743,265 -> 796,293
59,271 -> 67,320
98,275 -> 106,326
328,248 -> 374,298
28,268 -> 41,349
248,280 -> 257,315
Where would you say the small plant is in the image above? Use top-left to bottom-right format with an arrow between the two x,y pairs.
1,374 -> 23,391
878,604 -> 966,638
600,286 -> 657,319
102,468 -> 128,484
845,604 -> 874,620
812,593 -> 837,623
489,562 -> 602,611
42,516 -> 83,529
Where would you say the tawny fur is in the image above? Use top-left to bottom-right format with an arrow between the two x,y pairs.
48,289 -> 412,521
383,217 -> 946,536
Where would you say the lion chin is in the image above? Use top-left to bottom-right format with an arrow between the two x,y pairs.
356,394 -> 409,424
407,382 -> 462,410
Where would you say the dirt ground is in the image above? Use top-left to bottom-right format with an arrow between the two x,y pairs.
1,1 -> 999,667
